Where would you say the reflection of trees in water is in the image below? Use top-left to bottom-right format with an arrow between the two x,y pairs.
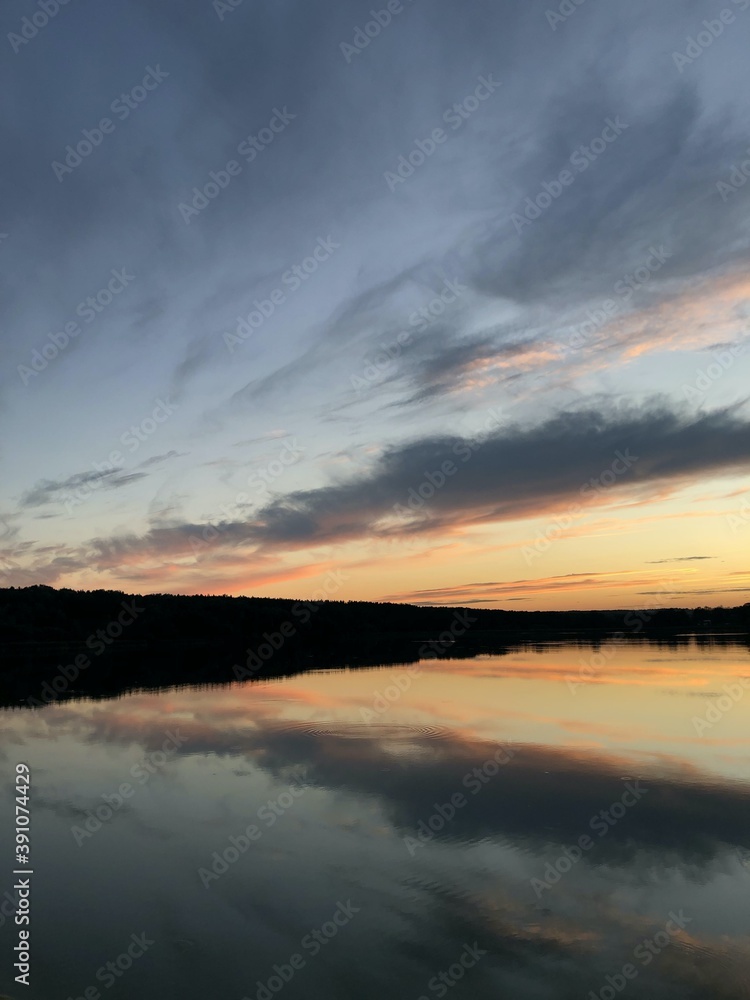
0,584 -> 747,707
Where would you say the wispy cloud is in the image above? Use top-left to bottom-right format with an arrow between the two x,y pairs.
646,556 -> 716,564
19,470 -> 149,509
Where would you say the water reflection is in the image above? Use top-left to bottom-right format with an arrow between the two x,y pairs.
1,638 -> 749,999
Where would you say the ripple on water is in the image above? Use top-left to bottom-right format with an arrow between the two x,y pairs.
295,722 -> 452,743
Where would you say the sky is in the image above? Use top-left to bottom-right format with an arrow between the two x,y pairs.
1,0 -> 750,610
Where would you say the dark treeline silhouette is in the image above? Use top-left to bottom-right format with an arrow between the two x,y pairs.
0,585 -> 747,709
2,584 -> 749,643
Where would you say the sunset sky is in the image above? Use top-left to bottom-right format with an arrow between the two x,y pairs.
2,0 -> 750,609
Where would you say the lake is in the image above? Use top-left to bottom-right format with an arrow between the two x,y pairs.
1,637 -> 749,999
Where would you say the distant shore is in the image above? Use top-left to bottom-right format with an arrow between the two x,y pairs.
1,584 -> 747,709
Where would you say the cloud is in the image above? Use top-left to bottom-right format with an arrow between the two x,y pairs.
239,402 -> 750,549
8,402 -> 750,591
646,556 -> 716,563
638,587 -> 749,596
19,469 -> 149,509
381,572 -> 674,606
136,450 -> 184,469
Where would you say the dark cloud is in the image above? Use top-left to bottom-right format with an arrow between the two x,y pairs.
647,556 -> 716,563
241,403 -> 750,548
10,402 -> 750,586
136,450 -> 184,469
19,469 -> 148,508
638,587 -> 748,596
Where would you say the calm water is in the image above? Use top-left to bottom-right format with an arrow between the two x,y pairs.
2,638 -> 750,999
